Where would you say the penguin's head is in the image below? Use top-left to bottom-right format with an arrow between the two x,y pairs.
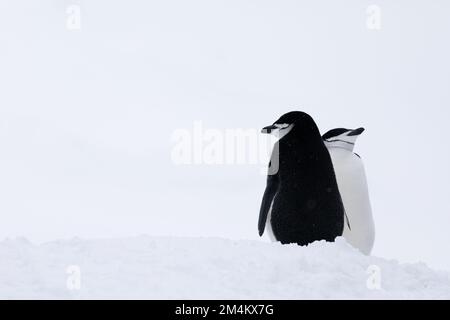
261,111 -> 317,140
322,127 -> 365,151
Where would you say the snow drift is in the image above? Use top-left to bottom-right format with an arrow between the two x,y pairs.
0,236 -> 449,299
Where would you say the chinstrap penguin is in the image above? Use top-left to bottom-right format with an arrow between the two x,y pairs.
323,128 -> 375,255
258,111 -> 345,246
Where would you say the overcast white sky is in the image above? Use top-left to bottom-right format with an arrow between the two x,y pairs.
1,0 -> 450,271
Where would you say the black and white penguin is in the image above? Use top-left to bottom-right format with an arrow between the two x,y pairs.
258,111 -> 345,245
323,128 -> 375,255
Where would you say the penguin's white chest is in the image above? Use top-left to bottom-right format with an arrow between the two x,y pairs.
327,148 -> 375,255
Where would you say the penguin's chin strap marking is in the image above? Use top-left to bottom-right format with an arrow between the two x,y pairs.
324,139 -> 355,152
326,139 -> 354,145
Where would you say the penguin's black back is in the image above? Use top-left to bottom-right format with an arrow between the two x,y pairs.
270,115 -> 345,245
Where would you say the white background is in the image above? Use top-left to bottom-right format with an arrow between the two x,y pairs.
1,1 -> 449,270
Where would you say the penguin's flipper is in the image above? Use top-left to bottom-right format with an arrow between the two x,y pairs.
258,171 -> 279,236
344,208 -> 351,231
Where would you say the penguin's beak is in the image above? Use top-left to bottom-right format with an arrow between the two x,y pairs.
348,127 -> 365,136
261,125 -> 278,134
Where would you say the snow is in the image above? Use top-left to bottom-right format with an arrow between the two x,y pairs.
1,236 -> 449,299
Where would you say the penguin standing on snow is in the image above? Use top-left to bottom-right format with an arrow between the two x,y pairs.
258,111 -> 345,245
323,128 -> 375,255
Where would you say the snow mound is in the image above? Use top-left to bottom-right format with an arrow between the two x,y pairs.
0,236 -> 449,299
